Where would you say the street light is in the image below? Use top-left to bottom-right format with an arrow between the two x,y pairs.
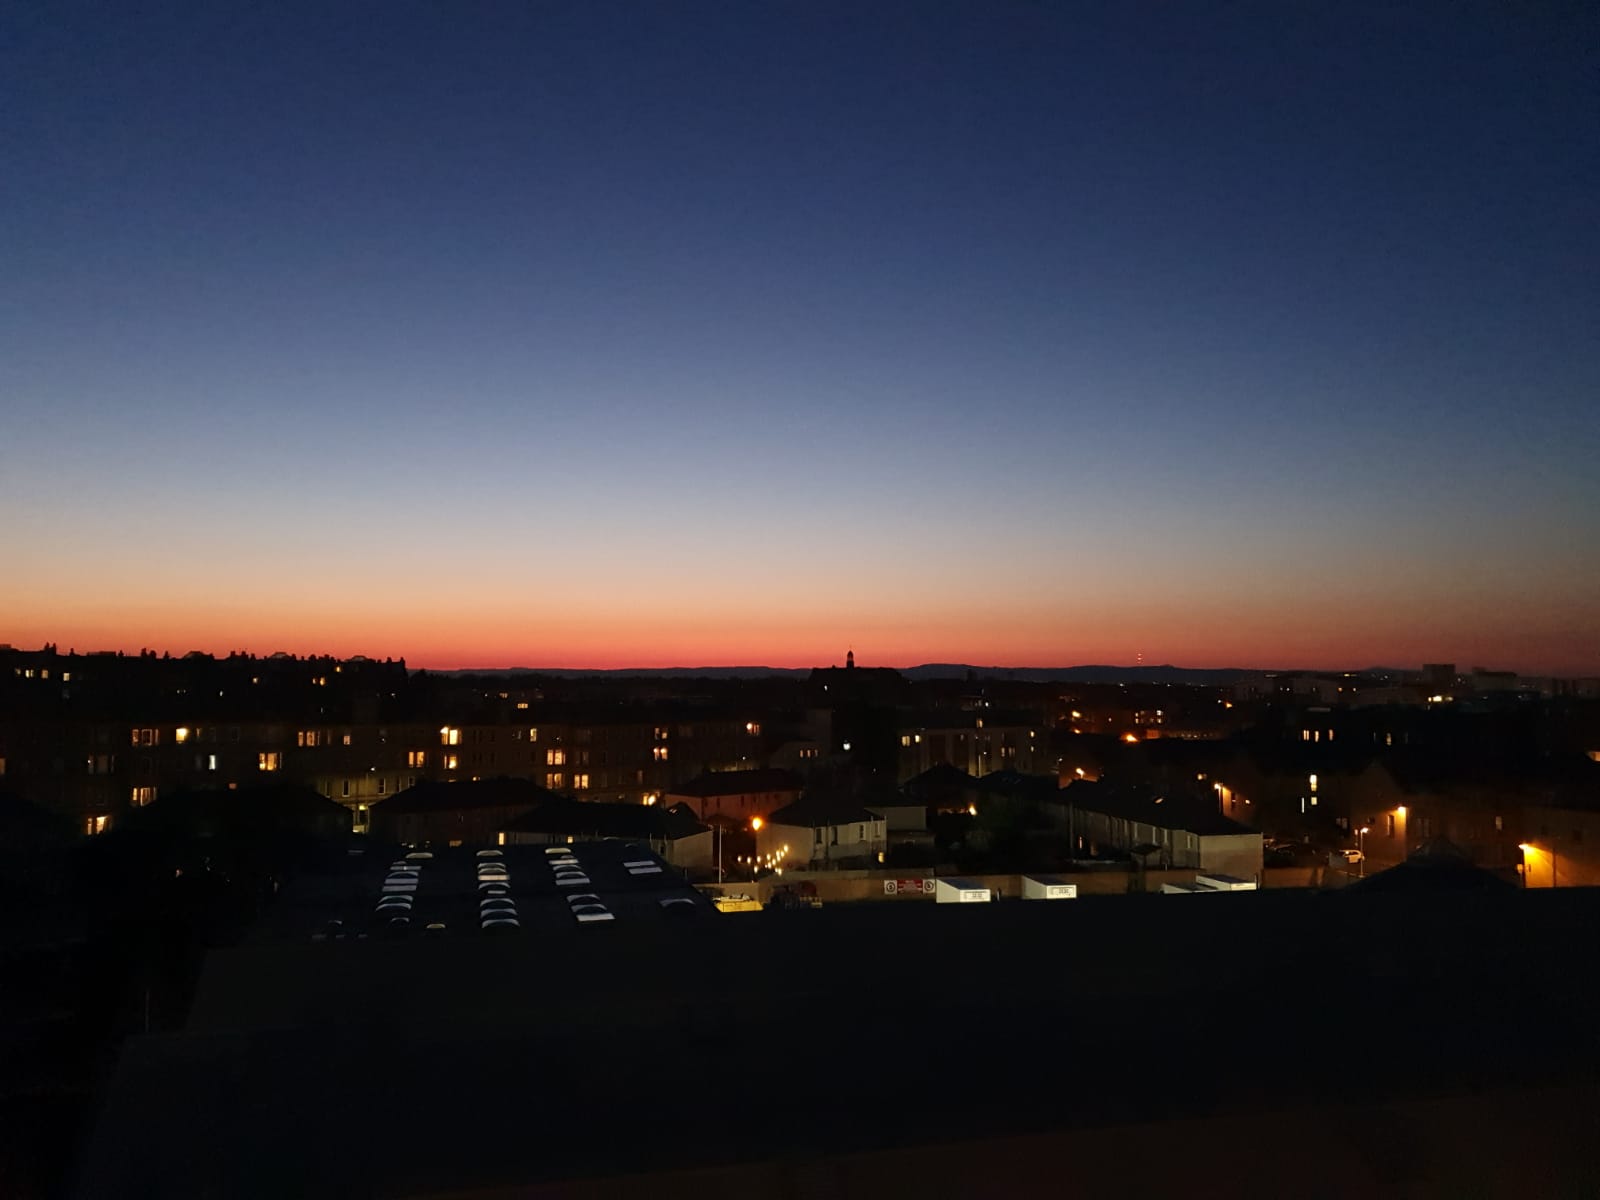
1357,826 -> 1369,878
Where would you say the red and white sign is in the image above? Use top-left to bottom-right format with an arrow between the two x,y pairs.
883,878 -> 934,895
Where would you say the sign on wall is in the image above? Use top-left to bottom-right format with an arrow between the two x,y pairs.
883,878 -> 935,895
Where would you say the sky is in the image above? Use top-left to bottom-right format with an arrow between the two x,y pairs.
2,1 -> 1597,673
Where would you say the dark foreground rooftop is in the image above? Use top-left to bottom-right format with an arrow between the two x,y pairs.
75,884 -> 1600,1198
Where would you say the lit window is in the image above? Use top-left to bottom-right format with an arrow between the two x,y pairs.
342,732 -> 352,746
528,727 -> 538,742
654,726 -> 668,741
86,815 -> 109,835
547,772 -> 565,789
258,752 -> 280,772
205,754 -> 217,771
131,786 -> 156,806
516,701 -> 529,710
0,756 -> 6,776
546,749 -> 566,766
653,746 -> 669,761
297,730 -> 319,747
131,728 -> 157,746
900,735 -> 912,747
573,773 -> 590,790
441,727 -> 461,746
443,754 -> 458,770
746,722 -> 761,735
174,727 -> 190,744
408,750 -> 426,767
1309,774 -> 1318,793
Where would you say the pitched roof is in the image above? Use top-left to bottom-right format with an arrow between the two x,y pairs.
1345,840 -> 1516,894
901,762 -> 979,798
769,795 -> 885,828
377,777 -> 566,815
1063,780 -> 1257,838
500,797 -> 706,840
666,768 -> 804,798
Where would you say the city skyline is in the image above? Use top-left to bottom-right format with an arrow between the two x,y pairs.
3,4 -> 1596,676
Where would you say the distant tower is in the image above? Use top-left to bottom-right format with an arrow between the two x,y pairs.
846,648 -> 855,669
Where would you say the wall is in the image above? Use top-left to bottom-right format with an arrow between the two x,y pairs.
1197,833 -> 1264,879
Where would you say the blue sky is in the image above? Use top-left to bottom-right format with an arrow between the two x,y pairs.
2,2 -> 1596,670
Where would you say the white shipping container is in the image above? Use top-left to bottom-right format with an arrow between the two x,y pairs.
935,877 -> 992,904
1022,876 -> 1078,900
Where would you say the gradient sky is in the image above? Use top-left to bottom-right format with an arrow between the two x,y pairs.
3,2 -> 1597,672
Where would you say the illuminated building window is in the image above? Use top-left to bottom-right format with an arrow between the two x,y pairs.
258,752 -> 281,772
572,773 -> 590,790
546,749 -> 566,766
1494,815 -> 1503,832
86,815 -> 109,835
131,786 -> 156,806
653,746 -> 669,762
204,754 -> 218,771
654,727 -> 669,741
342,732 -> 352,746
1309,773 -> 1318,793
528,727 -> 538,742
0,756 -> 6,776
900,735 -> 912,747
131,728 -> 157,747
297,730 -> 321,747
174,727 -> 190,744
547,772 -> 565,789
443,754 -> 458,770
407,750 -> 426,768
441,727 -> 461,746
746,722 -> 761,736
516,701 -> 529,710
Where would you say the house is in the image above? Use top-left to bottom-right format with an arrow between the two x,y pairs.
663,768 -> 804,824
1056,780 -> 1263,880
762,794 -> 887,868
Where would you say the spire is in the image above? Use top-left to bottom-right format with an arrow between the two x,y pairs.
846,648 -> 855,669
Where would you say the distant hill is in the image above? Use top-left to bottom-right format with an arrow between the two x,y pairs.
429,664 -> 1255,685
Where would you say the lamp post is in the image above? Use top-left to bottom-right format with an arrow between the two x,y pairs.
1357,825 -> 1369,878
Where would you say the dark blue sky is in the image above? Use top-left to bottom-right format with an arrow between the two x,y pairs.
2,2 -> 1596,670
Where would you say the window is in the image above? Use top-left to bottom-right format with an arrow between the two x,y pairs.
1494,815 -> 1503,832
546,749 -> 566,766
341,780 -> 350,798
377,778 -> 386,795
900,735 -> 912,747
746,722 -> 761,736
258,752 -> 281,772
131,786 -> 156,806
572,773 -> 590,790
408,750 -> 426,767
204,754 -> 218,771
547,772 -> 565,789
341,732 -> 352,746
174,727 -> 190,744
87,754 -> 115,775
0,756 -> 6,776
1386,814 -> 1396,837
86,815 -> 109,835
131,728 -> 157,746
441,727 -> 461,746
297,730 -> 319,747
654,726 -> 669,741
444,754 -> 458,770
653,746 -> 669,762
528,727 -> 538,742
576,749 -> 590,766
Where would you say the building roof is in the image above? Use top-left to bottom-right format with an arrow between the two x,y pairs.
769,794 -> 885,828
1344,840 -> 1517,894
501,797 -> 706,841
376,777 -> 567,815
666,768 -> 803,798
1062,780 -> 1258,838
